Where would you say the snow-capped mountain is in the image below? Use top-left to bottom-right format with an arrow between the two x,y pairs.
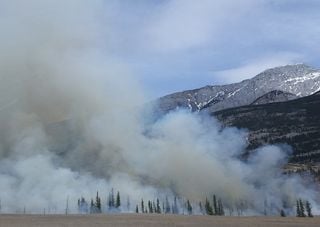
156,64 -> 320,113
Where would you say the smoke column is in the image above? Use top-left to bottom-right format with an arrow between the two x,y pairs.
0,0 -> 318,214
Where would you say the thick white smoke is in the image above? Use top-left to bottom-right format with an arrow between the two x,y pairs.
0,0 -> 318,215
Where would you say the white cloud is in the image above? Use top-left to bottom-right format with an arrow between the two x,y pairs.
144,0 -> 259,52
213,52 -> 303,83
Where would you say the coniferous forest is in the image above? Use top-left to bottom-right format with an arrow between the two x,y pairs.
76,188 -> 314,217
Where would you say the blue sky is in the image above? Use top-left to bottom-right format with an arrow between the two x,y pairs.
96,1 -> 320,98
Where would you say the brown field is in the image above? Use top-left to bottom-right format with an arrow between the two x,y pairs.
0,214 -> 320,227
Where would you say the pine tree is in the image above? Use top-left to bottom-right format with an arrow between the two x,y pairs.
148,200 -> 153,213
205,198 -> 213,215
78,197 -> 88,213
296,200 -> 300,217
108,192 -> 112,209
116,191 -> 121,208
90,199 -> 94,214
299,199 -> 306,217
156,198 -> 161,214
305,200 -> 313,217
186,200 -> 192,215
217,199 -> 224,216
96,191 -> 101,213
111,188 -> 115,208
213,195 -> 218,215
162,202 -> 165,214
141,199 -> 145,213
108,188 -> 115,210
172,196 -> 179,214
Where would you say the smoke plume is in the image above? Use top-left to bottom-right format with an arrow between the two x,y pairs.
0,0 -> 318,215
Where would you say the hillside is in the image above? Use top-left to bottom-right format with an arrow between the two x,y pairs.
213,92 -> 320,163
250,90 -> 297,105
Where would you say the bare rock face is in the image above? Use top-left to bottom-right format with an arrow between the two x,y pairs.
156,64 -> 320,113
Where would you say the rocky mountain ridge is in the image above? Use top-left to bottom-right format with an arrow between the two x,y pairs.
156,64 -> 320,113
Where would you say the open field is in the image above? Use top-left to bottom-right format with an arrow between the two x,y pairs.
0,214 -> 320,227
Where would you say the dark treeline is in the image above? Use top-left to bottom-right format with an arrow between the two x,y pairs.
77,188 -> 313,217
77,189 -> 225,216
296,198 -> 313,217
78,189 -> 121,214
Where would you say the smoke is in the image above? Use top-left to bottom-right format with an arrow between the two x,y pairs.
0,0 -> 318,215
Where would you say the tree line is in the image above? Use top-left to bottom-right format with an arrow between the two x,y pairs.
77,189 -> 225,216
77,188 -> 313,217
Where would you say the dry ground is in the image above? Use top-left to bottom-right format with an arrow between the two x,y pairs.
0,214 -> 319,227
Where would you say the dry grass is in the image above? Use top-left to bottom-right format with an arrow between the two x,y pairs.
0,214 -> 319,227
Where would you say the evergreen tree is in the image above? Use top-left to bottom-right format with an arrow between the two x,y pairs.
186,200 -> 192,215
111,188 -> 115,208
96,191 -> 101,213
299,199 -> 306,217
205,198 -> 213,215
108,188 -> 115,209
78,197 -> 88,213
135,205 -> 139,213
90,199 -> 94,214
141,199 -> 145,213
296,200 -> 301,217
156,198 -> 161,214
116,191 -> 121,208
280,209 -> 286,217
305,200 -> 313,217
153,201 -> 156,213
213,195 -> 218,215
217,199 -> 224,216
108,193 -> 112,209
148,200 -> 153,213
162,202 -> 165,214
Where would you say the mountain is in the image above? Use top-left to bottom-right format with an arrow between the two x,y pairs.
156,64 -> 320,113
250,90 -> 297,105
213,91 -> 320,163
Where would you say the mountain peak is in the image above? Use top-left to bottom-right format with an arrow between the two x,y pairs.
156,64 -> 320,113
259,63 -> 317,77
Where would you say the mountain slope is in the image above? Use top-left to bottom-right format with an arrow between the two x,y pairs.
157,64 -> 320,113
213,92 -> 320,163
250,90 -> 297,105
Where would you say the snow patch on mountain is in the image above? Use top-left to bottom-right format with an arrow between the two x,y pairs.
157,64 -> 320,113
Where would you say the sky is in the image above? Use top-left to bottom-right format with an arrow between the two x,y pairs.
99,0 -> 320,98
